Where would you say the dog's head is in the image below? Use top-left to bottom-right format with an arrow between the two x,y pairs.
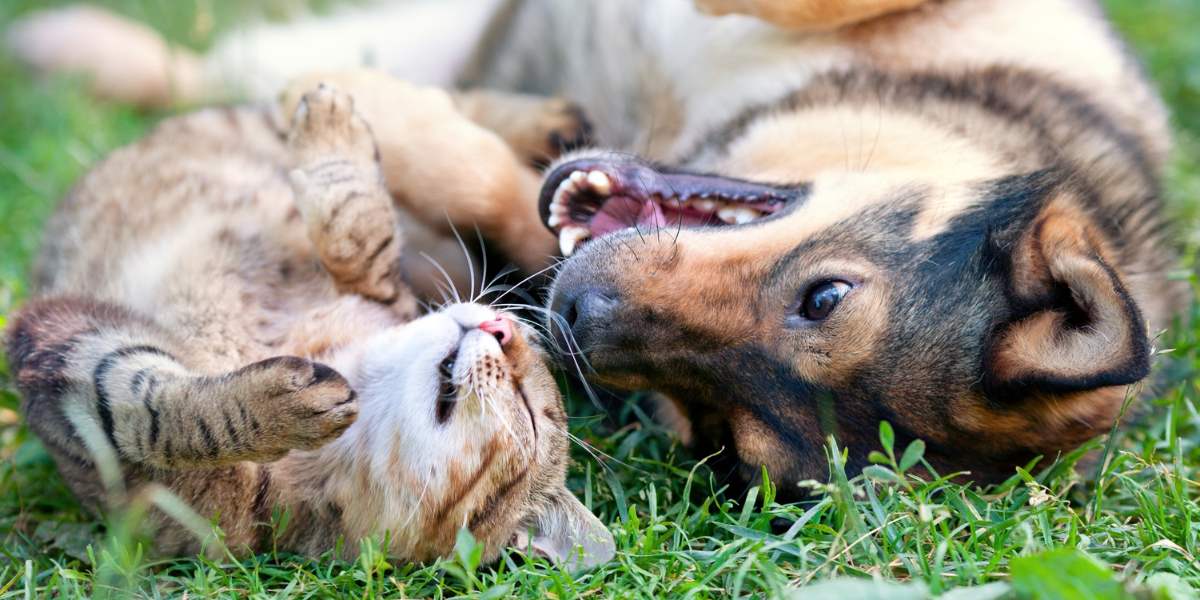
541,139 -> 1158,493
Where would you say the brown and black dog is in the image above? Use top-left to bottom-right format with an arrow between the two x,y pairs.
9,0 -> 1188,497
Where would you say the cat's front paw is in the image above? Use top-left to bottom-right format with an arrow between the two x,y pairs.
236,356 -> 359,457
288,84 -> 378,168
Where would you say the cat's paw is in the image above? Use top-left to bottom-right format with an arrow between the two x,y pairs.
237,356 -> 359,456
288,84 -> 378,168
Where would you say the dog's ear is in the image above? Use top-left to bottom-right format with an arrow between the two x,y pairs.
982,177 -> 1150,402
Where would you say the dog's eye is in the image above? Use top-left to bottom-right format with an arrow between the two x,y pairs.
799,280 -> 852,321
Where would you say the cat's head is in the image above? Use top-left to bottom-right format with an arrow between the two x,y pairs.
336,303 -> 614,568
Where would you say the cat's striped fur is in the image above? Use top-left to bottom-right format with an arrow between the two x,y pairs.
6,85 -> 613,566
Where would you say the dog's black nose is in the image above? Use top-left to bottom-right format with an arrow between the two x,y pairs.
552,285 -> 620,353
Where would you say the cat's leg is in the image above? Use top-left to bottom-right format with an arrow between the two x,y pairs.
287,84 -> 417,316
5,297 -> 358,471
281,70 -> 558,273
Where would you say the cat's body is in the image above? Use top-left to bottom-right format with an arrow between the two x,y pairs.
7,86 -> 613,565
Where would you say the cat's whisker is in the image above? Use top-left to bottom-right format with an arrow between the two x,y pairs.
420,251 -> 463,305
491,301 -> 604,409
444,217 -> 478,303
471,224 -> 489,304
401,465 -> 435,530
481,257 -> 568,307
476,378 -> 521,448
505,313 -> 557,348
431,280 -> 455,310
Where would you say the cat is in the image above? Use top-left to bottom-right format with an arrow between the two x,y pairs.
5,83 -> 614,567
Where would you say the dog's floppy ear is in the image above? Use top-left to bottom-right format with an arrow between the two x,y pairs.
983,177 -> 1150,400
514,490 -> 615,570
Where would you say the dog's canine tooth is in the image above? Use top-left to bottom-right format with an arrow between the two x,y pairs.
556,177 -> 577,196
716,206 -> 739,224
559,225 -> 589,256
732,207 -> 760,224
586,170 -> 612,195
569,171 -> 587,186
552,180 -> 575,212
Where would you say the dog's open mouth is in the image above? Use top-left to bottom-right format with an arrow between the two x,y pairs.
539,158 -> 804,256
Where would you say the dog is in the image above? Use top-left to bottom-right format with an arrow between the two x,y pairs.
9,0 -> 1187,496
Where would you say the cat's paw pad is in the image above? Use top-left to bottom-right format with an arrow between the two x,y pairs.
288,84 -> 378,166
240,356 -> 359,453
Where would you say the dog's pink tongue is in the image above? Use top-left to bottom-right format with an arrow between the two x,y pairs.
638,199 -> 667,228
590,197 -> 666,236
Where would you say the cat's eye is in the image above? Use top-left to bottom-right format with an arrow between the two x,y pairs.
798,280 -> 852,321
436,354 -> 457,423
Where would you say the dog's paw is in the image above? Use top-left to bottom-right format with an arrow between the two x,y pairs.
530,98 -> 592,163
288,84 -> 379,167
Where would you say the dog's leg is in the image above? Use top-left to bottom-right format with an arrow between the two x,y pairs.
7,0 -> 505,108
282,70 -> 558,274
694,0 -> 930,30
6,5 -> 210,108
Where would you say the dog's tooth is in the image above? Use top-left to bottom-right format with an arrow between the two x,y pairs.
569,171 -> 587,186
559,226 -> 589,256
550,200 -> 568,216
553,185 -> 574,208
547,213 -> 563,228
586,171 -> 612,196
556,178 -> 577,196
716,206 -> 739,224
732,207 -> 760,224
693,198 -> 718,212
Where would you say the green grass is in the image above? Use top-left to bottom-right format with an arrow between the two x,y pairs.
1,1 -> 1199,598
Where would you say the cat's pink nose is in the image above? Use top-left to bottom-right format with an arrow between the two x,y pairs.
479,315 -> 514,347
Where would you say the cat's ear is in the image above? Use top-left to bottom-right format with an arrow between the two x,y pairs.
517,490 -> 615,570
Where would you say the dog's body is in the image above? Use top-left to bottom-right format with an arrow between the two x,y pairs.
9,0 -> 1186,495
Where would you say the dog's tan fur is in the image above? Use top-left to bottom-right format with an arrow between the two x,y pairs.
696,0 -> 929,31
7,0 -> 1187,494
6,84 -> 612,564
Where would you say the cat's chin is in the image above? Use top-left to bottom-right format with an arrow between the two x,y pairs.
320,302 -> 543,494
339,303 -> 520,427
309,303 -> 549,561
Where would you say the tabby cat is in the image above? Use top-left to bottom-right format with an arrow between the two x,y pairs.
5,84 -> 614,567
